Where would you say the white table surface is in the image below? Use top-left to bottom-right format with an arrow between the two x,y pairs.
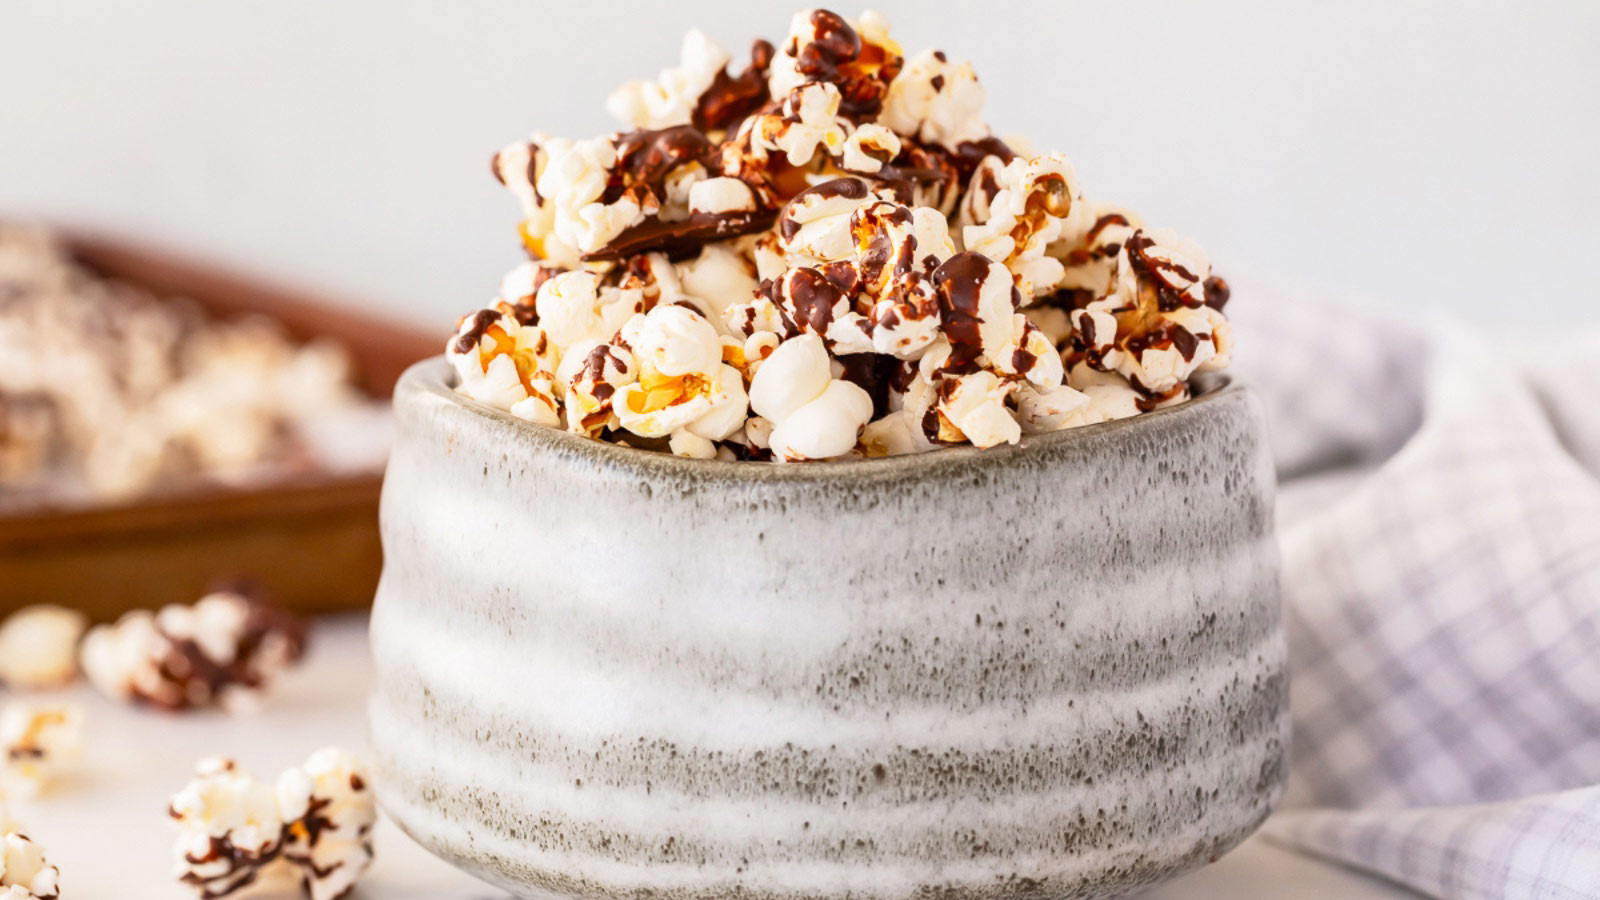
12,615 -> 1421,899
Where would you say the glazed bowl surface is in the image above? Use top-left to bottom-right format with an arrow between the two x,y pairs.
370,358 -> 1287,900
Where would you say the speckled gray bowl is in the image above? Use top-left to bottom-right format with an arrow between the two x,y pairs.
369,357 -> 1286,900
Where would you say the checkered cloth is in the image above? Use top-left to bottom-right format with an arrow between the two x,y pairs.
1225,272 -> 1600,898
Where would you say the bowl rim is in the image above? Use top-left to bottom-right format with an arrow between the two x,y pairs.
398,356 -> 1251,485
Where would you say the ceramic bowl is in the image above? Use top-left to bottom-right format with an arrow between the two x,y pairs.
370,357 -> 1287,900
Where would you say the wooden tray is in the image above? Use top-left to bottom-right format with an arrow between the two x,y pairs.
0,231 -> 440,621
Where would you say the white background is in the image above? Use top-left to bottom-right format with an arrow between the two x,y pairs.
2,0 -> 1596,329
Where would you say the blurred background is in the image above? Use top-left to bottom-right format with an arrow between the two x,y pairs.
4,0 -> 1597,330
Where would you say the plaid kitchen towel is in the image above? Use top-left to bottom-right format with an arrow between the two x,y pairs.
1226,274 -> 1600,899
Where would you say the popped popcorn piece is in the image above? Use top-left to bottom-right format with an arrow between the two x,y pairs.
276,748 -> 376,900
0,832 -> 58,900
169,757 -> 287,899
0,606 -> 85,689
1071,227 -> 1231,395
961,154 -> 1081,299
0,704 -> 82,797
933,369 -> 1020,448
558,341 -> 638,438
767,9 -> 902,119
677,243 -> 760,323
80,590 -> 307,713
447,307 -> 562,426
611,306 -> 750,445
607,32 -> 775,134
607,30 -> 733,131
750,333 -> 872,460
776,177 -> 877,263
880,48 -> 988,149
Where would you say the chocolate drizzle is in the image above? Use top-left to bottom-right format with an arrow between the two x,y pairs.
582,208 -> 778,262
452,308 -> 501,355
933,252 -> 995,368
779,177 -> 870,242
1203,275 -> 1231,310
838,352 -> 898,418
694,39 -> 775,132
785,268 -> 844,333
178,833 -> 280,900
1125,230 -> 1201,312
613,127 -> 717,192
953,136 -> 1018,178
786,9 -> 900,118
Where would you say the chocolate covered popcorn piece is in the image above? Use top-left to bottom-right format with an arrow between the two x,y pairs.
275,748 -> 376,900
1068,226 -> 1232,400
170,757 -> 289,898
0,832 -> 59,900
767,9 -> 902,120
80,590 -> 307,713
0,606 -> 85,689
170,749 -> 376,900
455,7 -> 1236,461
0,704 -> 82,797
960,153 -> 1080,299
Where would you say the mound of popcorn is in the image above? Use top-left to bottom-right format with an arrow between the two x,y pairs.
449,8 -> 1233,461
0,225 -> 381,509
169,749 -> 375,900
80,589 -> 308,713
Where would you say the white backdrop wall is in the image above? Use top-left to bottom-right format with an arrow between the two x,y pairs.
2,0 -> 1596,329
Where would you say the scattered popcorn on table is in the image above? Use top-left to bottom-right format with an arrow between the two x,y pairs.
0,704 -> 82,798
0,607 -> 85,690
448,7 -> 1235,461
80,590 -> 308,713
170,749 -> 375,900
0,832 -> 58,900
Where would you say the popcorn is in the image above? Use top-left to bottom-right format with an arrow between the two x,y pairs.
609,305 -> 749,450
1070,227 -> 1232,396
276,748 -> 377,900
688,176 -> 759,216
0,832 -> 59,900
0,227 -> 380,510
170,757 -> 287,899
0,394 -> 55,489
961,153 -> 1080,298
0,606 -> 85,689
0,704 -> 81,797
170,750 -> 375,900
447,307 -> 562,426
607,30 -> 733,131
880,49 -> 988,149
458,7 -> 1236,461
81,589 -> 308,713
606,32 -> 775,134
767,9 -> 903,119
750,333 -> 872,460
776,177 -> 876,262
